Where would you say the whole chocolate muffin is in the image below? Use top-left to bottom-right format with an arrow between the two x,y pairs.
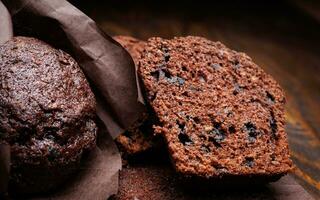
138,36 -> 293,179
113,36 -> 156,155
0,37 -> 97,194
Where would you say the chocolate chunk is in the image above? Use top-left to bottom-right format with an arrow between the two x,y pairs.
164,52 -> 170,62
151,68 -> 172,81
178,132 -> 193,145
270,112 -> 278,139
244,122 -> 260,143
233,59 -> 242,69
166,76 -> 185,86
207,123 -> 226,147
228,125 -> 236,133
211,63 -> 222,70
233,83 -> 243,95
244,157 -> 254,168
150,70 -> 161,81
177,121 -> 185,130
266,91 -> 275,104
209,136 -> 222,148
200,144 -> 211,153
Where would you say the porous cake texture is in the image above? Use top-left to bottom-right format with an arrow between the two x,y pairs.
138,36 -> 293,178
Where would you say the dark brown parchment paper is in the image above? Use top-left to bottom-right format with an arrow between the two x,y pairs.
0,0 -> 145,199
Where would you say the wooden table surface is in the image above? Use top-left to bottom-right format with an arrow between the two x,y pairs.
75,0 -> 320,198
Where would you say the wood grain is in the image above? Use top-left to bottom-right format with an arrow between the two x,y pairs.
74,1 -> 320,198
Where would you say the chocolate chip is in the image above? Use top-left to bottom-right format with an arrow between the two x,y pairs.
209,137 -> 222,148
166,77 -> 176,84
182,66 -> 188,71
233,60 -> 242,69
163,69 -> 172,79
177,77 -> 185,86
211,63 -> 222,70
150,70 -> 161,81
208,122 -> 226,147
244,157 -> 254,168
233,83 -> 243,95
151,68 -> 172,81
200,145 -> 211,153
244,122 -> 256,133
198,71 -> 208,83
228,125 -> 236,133
199,134 -> 207,141
227,112 -> 233,117
193,117 -> 201,124
167,76 -> 185,86
177,121 -> 185,131
164,52 -> 170,62
162,47 -> 169,53
213,164 -> 227,175
244,122 -> 259,143
213,122 -> 222,129
266,91 -> 275,104
178,133 -> 193,145
186,115 -> 192,121
270,154 -> 276,161
270,112 -> 278,139
181,91 -> 189,97
161,47 -> 170,62
210,131 -> 225,142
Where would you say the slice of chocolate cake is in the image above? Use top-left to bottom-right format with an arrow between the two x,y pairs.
138,36 -> 293,179
113,36 -> 155,155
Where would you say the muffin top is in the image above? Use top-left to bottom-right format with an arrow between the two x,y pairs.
0,37 -> 97,164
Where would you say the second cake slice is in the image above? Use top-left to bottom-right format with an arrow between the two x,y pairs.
138,36 -> 293,179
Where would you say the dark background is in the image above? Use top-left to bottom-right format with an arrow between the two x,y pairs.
72,0 -> 320,198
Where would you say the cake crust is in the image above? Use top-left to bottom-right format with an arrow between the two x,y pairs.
138,36 -> 293,178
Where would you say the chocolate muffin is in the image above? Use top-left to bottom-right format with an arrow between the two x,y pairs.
0,37 -> 97,194
113,36 -> 155,155
138,36 -> 293,179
